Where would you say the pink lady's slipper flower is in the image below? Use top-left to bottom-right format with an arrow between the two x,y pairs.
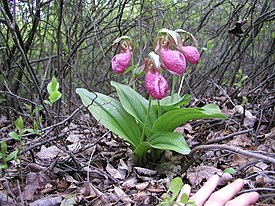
145,69 -> 168,100
181,46 -> 200,64
160,47 -> 186,76
111,49 -> 131,74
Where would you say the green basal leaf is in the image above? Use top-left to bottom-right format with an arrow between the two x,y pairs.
152,94 -> 192,111
149,131 -> 190,155
76,88 -> 142,148
111,81 -> 157,130
167,177 -> 183,202
15,116 -> 24,131
47,76 -> 59,94
9,131 -> 21,141
158,28 -> 178,45
49,90 -> 62,103
1,140 -> 7,155
6,149 -> 19,162
133,141 -> 151,159
223,167 -> 237,174
0,164 -> 8,169
152,104 -> 227,132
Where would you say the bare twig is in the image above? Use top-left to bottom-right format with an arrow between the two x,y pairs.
190,144 -> 275,164
202,129 -> 253,145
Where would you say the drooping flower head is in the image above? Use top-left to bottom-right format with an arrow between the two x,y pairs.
145,67 -> 168,100
111,37 -> 132,74
160,45 -> 186,76
180,46 -> 200,64
111,49 -> 131,74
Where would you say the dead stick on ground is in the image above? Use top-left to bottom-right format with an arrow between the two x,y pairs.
190,144 -> 275,164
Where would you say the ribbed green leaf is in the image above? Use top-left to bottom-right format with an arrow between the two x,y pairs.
152,104 -> 227,132
76,88 -> 141,148
168,177 -> 183,202
152,94 -> 192,111
133,141 -> 151,159
111,81 -> 157,129
15,116 -> 24,131
149,131 -> 190,154
49,90 -> 62,103
6,149 -> 18,161
9,131 -> 20,141
1,140 -> 7,155
47,76 -> 59,94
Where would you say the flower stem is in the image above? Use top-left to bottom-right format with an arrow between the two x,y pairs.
171,75 -> 176,103
141,96 -> 152,142
157,100 -> 161,117
130,53 -> 136,89
178,73 -> 185,95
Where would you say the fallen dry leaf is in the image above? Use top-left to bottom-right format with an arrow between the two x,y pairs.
187,165 -> 232,187
24,171 -> 56,201
29,196 -> 62,206
135,182 -> 149,190
251,162 -> 269,173
133,167 -> 157,176
36,145 -> 67,161
114,186 -> 132,203
106,163 -> 125,180
80,181 -> 97,197
175,123 -> 194,134
228,134 -> 252,147
234,105 -> 257,127
118,159 -> 130,178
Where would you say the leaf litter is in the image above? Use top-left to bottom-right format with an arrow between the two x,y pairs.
0,94 -> 274,205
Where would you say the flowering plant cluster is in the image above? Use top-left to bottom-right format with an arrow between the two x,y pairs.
77,29 -> 226,165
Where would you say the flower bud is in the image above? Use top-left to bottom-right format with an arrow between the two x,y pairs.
145,69 -> 168,100
160,48 -> 186,76
111,50 -> 131,74
181,46 -> 200,64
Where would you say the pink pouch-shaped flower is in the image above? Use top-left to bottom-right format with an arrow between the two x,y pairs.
145,69 -> 168,100
160,48 -> 186,76
181,46 -> 200,64
111,50 -> 131,74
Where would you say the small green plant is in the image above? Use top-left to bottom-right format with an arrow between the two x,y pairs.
223,167 -> 237,175
233,69 -> 248,89
0,116 -> 25,169
44,76 -> 62,106
77,29 -> 227,165
159,177 -> 196,206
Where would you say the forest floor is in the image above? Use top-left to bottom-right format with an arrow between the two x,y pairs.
0,92 -> 274,206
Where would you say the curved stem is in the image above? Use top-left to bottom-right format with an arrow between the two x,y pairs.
178,73 -> 185,95
140,96 -> 152,142
157,100 -> 161,117
171,75 -> 177,102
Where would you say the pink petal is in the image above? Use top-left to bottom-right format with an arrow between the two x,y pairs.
111,50 -> 131,74
145,70 -> 168,100
160,48 -> 186,76
181,46 -> 200,64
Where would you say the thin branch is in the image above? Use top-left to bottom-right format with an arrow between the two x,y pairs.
190,144 -> 275,164
201,129 -> 253,145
